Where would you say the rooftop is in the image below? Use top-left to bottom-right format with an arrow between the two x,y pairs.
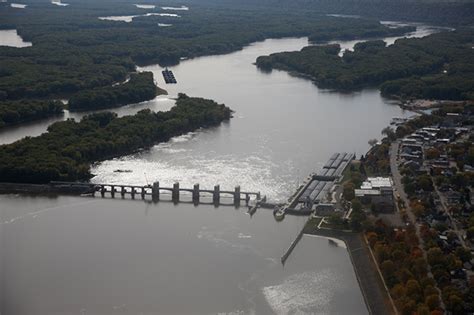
360,177 -> 393,189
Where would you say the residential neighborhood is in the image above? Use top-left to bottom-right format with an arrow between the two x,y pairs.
331,102 -> 474,314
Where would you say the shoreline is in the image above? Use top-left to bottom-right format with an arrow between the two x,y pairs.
305,228 -> 396,315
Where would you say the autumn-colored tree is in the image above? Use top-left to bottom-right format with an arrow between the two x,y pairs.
425,294 -> 440,311
374,243 -> 390,263
406,279 -> 422,302
417,304 -> 430,315
412,257 -> 428,277
446,294 -> 464,314
381,260 -> 396,278
412,202 -> 426,217
427,247 -> 445,266
398,268 -> 415,284
425,147 -> 441,160
366,232 -> 378,248
343,182 -> 355,201
391,283 -> 406,300
401,298 -> 417,315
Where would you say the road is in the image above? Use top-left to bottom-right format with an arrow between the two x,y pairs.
390,141 -> 446,311
390,142 -> 418,229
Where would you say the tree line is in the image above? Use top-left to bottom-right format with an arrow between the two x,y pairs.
256,30 -> 474,101
0,94 -> 232,183
0,0 -> 419,126
0,99 -> 63,127
68,72 -> 161,111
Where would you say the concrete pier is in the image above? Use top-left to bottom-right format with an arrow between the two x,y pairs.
152,182 -> 160,201
213,185 -> 220,204
234,186 -> 240,206
193,184 -> 200,204
172,182 -> 180,202
281,226 -> 305,265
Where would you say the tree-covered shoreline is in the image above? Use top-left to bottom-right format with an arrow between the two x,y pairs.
0,0 -> 420,126
68,72 -> 162,111
256,30 -> 474,101
0,94 -> 232,183
0,99 -> 64,128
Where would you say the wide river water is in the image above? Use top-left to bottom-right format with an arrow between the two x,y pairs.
0,23 -> 443,314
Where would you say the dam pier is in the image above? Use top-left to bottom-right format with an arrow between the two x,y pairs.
49,181 -> 262,207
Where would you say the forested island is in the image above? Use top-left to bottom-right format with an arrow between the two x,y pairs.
0,94 -> 232,183
256,29 -> 474,100
0,99 -> 63,127
69,72 -> 163,111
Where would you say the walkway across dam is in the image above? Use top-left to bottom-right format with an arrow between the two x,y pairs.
49,181 -> 262,207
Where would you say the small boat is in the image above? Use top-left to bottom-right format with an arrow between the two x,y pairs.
113,169 -> 132,173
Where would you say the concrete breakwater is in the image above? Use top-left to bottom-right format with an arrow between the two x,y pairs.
280,225 -> 305,265
0,181 -> 262,207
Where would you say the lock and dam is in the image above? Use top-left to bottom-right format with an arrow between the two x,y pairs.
0,152 -> 354,267
0,152 -> 353,214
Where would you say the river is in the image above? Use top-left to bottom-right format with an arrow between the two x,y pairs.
0,29 -> 32,48
0,23 -> 443,314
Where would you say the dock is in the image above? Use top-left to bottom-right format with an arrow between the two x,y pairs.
162,68 -> 177,84
277,152 -> 354,217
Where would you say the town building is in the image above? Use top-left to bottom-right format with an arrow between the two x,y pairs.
355,177 -> 394,212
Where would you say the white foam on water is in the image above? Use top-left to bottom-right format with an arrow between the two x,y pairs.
262,269 -> 342,315
238,233 -> 252,239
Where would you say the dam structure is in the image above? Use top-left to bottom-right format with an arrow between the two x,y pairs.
275,152 -> 354,218
48,181 -> 262,207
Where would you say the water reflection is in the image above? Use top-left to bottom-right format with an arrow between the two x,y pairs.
0,29 -> 32,47
92,37 -> 414,201
0,195 -> 367,314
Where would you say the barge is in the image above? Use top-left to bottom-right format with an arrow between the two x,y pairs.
162,68 -> 177,84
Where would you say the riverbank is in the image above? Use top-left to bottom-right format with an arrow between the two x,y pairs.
256,29 -> 473,102
303,226 -> 396,315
